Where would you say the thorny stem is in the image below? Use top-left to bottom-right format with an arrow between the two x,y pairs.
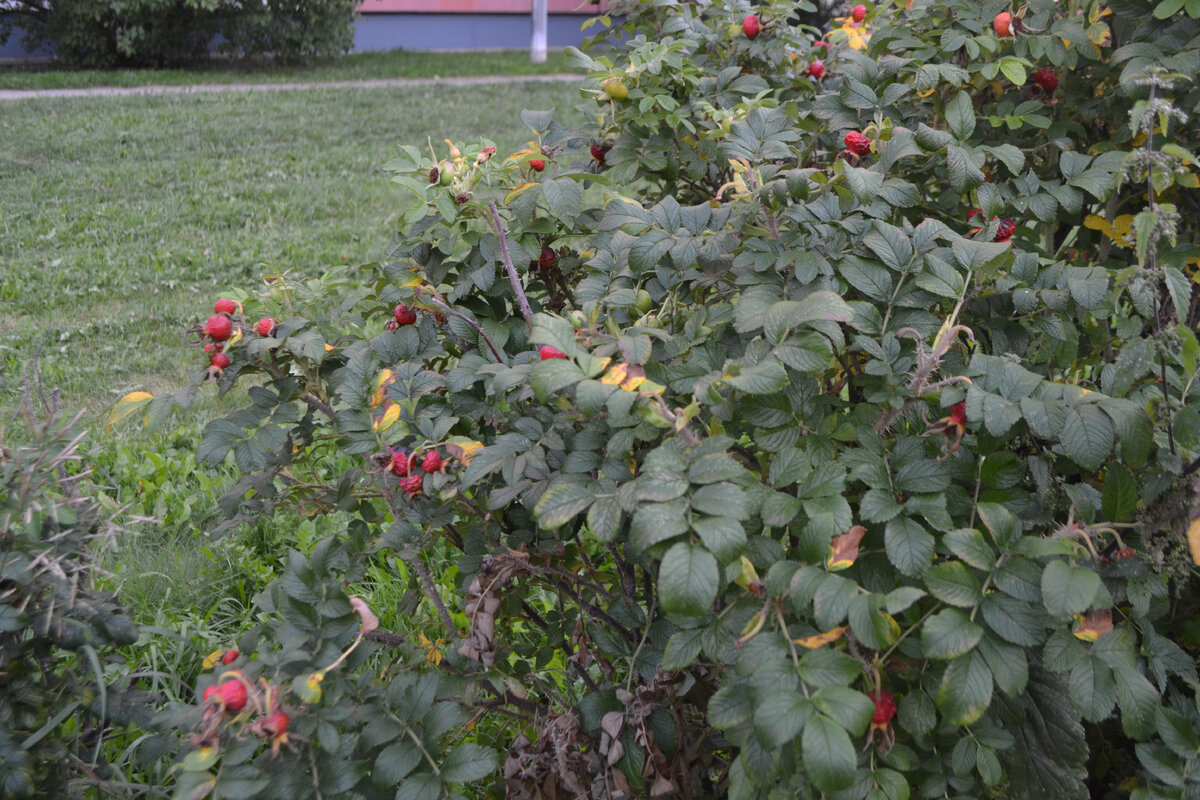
418,290 -> 506,365
307,744 -> 326,800
410,554 -> 459,642
489,201 -> 534,331
624,599 -> 657,695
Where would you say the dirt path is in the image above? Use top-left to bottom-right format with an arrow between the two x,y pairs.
0,72 -> 583,101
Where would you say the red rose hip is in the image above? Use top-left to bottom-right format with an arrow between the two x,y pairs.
844,131 -> 872,156
851,4 -> 866,23
210,352 -> 231,369
871,691 -> 896,726
204,314 -> 232,342
1033,67 -> 1058,93
529,159 -> 546,172
808,60 -> 825,79
222,649 -> 239,665
539,345 -> 568,361
394,305 -> 417,326
421,451 -> 443,473
400,474 -> 424,496
590,144 -> 610,165
742,14 -> 760,38
217,680 -> 247,712
995,218 -> 1016,243
214,299 -> 237,315
390,448 -> 411,477
255,317 -> 277,337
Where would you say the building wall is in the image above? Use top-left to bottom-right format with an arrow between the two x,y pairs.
354,12 -> 597,52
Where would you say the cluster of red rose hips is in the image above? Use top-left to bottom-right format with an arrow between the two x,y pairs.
389,446 -> 447,497
201,299 -> 277,379
196,651 -> 292,757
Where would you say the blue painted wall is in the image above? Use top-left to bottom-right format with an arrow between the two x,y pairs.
354,13 -> 594,52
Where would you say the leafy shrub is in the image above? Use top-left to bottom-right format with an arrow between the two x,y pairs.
0,405 -> 141,797
0,0 -> 356,68
121,0 -> 1200,796
0,0 -> 222,68
219,0 -> 359,64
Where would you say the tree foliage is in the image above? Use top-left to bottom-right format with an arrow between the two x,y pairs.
121,0 -> 1200,797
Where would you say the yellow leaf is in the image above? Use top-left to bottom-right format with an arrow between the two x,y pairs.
504,182 -> 538,204
370,369 -> 397,409
1072,609 -> 1114,642
793,626 -> 848,649
826,525 -> 866,571
374,402 -> 400,432
1187,517 -> 1200,566
601,363 -> 647,391
445,439 -> 484,466
107,391 -> 154,432
201,649 -> 223,670
324,343 -> 335,352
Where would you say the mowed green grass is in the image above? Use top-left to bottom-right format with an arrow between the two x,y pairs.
0,48 -> 576,90
0,80 -> 582,427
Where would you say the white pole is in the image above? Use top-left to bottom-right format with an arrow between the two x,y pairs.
531,0 -> 548,63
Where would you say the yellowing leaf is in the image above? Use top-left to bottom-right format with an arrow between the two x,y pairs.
1072,609 -> 1114,641
373,402 -> 401,432
734,555 -> 761,588
601,363 -> 647,391
505,182 -> 538,204
202,649 -> 223,670
1084,214 -> 1134,248
826,525 -> 866,571
181,746 -> 220,772
794,626 -> 848,649
107,391 -> 154,432
445,439 -> 484,466
370,369 -> 397,409
324,342 -> 335,352
1187,516 -> 1200,566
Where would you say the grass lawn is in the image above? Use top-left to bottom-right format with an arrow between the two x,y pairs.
0,79 -> 583,428
0,48 -> 576,91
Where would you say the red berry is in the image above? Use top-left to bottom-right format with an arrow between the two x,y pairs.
950,402 -> 967,427
1115,547 -> 1134,559
871,691 -> 896,725
222,649 -> 239,665
433,311 -> 447,324
1033,67 -> 1058,93
203,685 -> 219,702
390,448 -> 411,477
813,40 -> 829,50
993,11 -> 1012,37
421,450 -> 443,474
210,352 -> 231,369
844,131 -> 872,156
255,317 -> 276,337
214,299 -> 237,315
851,4 -> 866,23
400,474 -> 423,496
808,60 -> 825,79
203,343 -> 223,354
590,144 -> 610,165
394,304 -> 417,326
967,208 -> 985,223
539,245 -> 556,270
539,345 -> 568,361
265,710 -> 290,735
529,159 -> 546,172
995,218 -> 1016,243
205,314 -> 232,342
217,680 -> 247,712
742,14 -> 760,38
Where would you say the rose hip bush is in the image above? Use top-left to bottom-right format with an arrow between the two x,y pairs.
120,0 -> 1200,797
